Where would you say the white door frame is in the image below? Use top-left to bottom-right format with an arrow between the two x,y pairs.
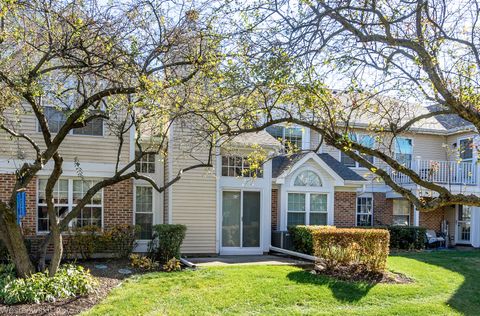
220,189 -> 263,255
455,205 -> 472,245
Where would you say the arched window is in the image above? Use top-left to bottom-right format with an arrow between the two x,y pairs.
294,170 -> 322,187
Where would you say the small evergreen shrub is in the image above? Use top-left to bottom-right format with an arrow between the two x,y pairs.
312,228 -> 390,273
0,240 -> 8,262
0,264 -> 97,304
65,226 -> 101,260
104,224 -> 139,258
388,226 -> 426,250
288,225 -> 335,255
149,224 -> 187,262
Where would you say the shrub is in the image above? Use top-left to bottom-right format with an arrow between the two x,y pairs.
149,224 -> 187,262
130,254 -> 159,271
104,224 -> 139,258
163,258 -> 181,272
288,225 -> 335,255
0,240 -> 9,263
0,264 -> 97,304
312,228 -> 390,273
65,226 -> 101,260
388,226 -> 426,250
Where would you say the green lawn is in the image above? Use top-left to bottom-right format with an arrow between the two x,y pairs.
84,250 -> 480,315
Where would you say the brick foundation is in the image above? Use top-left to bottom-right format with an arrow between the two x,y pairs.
271,189 -> 278,230
333,191 -> 356,227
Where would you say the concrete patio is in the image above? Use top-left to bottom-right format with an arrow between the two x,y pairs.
186,254 -> 313,267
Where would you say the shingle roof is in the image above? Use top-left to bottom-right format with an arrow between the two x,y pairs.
427,105 -> 474,130
272,153 -> 366,181
228,130 -> 281,147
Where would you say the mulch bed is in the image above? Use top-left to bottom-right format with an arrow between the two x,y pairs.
311,264 -> 414,284
0,259 -> 149,316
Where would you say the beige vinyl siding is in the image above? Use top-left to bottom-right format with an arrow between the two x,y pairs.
310,130 -> 321,151
411,133 -> 448,161
0,110 -> 130,164
170,123 -> 217,254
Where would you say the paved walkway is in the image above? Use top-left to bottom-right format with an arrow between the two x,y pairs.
187,254 -> 313,267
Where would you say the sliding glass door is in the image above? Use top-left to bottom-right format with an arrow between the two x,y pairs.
222,191 -> 260,248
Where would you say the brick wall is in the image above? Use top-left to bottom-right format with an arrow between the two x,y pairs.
0,173 -> 134,254
419,207 -> 446,232
103,179 -> 134,229
373,192 -> 393,226
271,189 -> 278,230
0,174 -> 37,237
334,191 -> 356,227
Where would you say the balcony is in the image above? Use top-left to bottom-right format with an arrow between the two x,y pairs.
387,160 -> 477,185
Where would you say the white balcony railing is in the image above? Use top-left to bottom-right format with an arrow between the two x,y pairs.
387,160 -> 476,185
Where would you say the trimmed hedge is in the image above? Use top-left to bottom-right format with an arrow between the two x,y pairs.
150,224 -> 187,262
288,225 -> 335,255
388,226 -> 426,250
312,228 -> 390,273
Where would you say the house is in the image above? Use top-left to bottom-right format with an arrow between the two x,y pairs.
1,104 -> 479,256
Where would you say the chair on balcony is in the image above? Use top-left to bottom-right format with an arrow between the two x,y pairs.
426,230 -> 446,249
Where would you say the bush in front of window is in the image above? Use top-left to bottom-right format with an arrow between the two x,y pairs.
104,224 -> 139,259
149,224 -> 187,263
312,228 -> 390,273
65,226 -> 101,260
288,225 -> 335,255
388,226 -> 427,250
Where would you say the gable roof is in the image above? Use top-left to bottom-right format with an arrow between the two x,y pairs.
272,153 -> 365,181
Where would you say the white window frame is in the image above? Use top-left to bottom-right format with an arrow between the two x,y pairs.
339,133 -> 376,168
355,195 -> 373,227
457,136 -> 474,162
135,152 -> 156,174
287,192 -> 328,226
221,156 -> 263,178
36,178 -> 104,234
393,199 -> 411,226
266,124 -> 308,151
134,185 -> 155,241
36,106 -> 105,137
394,137 -> 413,167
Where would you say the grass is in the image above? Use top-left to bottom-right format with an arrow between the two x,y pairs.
83,250 -> 480,315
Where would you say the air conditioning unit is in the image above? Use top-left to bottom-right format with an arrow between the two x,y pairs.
271,230 -> 293,250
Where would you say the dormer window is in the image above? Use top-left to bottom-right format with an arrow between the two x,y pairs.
266,125 -> 303,151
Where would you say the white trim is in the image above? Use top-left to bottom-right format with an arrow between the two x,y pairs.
275,152 -> 344,186
355,194 -> 374,227
455,204 -> 473,245
215,148 -> 222,254
167,123 -> 174,224
36,178 -> 104,234
219,188 -> 263,255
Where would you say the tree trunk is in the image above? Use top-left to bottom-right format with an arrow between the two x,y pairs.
1,213 -> 34,278
48,229 -> 62,277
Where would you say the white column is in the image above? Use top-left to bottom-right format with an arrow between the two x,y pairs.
413,205 -> 420,226
470,207 -> 480,247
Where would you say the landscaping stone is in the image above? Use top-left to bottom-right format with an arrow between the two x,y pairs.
95,264 -> 108,270
118,268 -> 133,275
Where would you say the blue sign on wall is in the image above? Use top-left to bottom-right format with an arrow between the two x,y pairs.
16,191 -> 26,225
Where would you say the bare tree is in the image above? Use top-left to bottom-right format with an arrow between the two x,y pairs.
0,0 -> 227,277
206,0 -> 480,213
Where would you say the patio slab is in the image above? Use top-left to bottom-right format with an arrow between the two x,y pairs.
187,254 -> 313,267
